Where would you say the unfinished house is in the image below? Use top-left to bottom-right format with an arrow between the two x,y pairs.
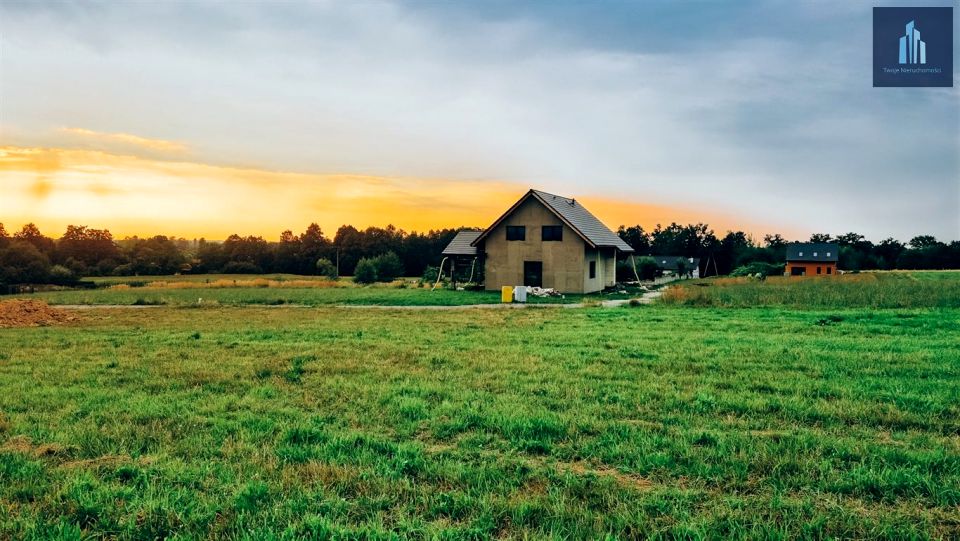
467,189 -> 634,294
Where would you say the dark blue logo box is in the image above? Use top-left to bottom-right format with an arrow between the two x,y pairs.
873,7 -> 953,87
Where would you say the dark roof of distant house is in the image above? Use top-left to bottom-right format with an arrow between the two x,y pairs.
441,230 -> 482,256
472,189 -> 634,252
650,255 -> 700,269
785,242 -> 839,262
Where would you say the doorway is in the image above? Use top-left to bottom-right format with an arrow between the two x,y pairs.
523,261 -> 543,287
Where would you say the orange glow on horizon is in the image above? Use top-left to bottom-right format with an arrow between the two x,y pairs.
1,146 -> 780,242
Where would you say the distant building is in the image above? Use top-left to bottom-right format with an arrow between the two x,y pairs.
651,256 -> 700,279
442,189 -> 634,293
785,243 -> 838,276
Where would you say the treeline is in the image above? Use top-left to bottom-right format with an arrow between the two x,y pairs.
617,224 -> 960,276
1,220 -> 958,286
0,222 -> 459,284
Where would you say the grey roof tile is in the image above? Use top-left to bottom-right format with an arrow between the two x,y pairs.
530,190 -> 634,252
441,230 -> 482,256
786,243 -> 839,262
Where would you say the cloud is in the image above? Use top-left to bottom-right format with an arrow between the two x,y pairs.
1,2 -> 956,239
0,146 -> 767,240
61,127 -> 187,153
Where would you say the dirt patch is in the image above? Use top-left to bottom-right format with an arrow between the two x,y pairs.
555,460 -> 654,491
0,299 -> 76,328
1,435 -> 73,458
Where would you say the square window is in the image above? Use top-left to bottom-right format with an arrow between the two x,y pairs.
826,252 -> 831,257
813,252 -> 818,257
799,251 -> 803,257
817,267 -> 822,274
589,260 -> 596,279
506,226 -> 525,241
542,225 -> 563,241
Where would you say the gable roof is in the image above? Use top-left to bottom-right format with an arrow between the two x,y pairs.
441,230 -> 482,256
471,189 -> 633,252
786,242 -> 839,262
650,255 -> 700,269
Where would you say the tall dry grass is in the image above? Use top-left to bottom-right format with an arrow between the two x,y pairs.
109,278 -> 348,290
659,272 -> 959,309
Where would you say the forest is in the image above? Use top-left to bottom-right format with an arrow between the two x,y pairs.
0,221 -> 957,286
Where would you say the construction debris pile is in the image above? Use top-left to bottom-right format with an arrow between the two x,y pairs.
527,287 -> 562,298
0,300 -> 75,328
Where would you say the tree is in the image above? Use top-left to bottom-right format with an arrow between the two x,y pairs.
373,251 -> 404,282
195,239 -> 227,273
315,258 -> 337,279
275,230 -> 302,274
909,235 -> 939,249
57,225 -> 120,273
222,234 -> 272,271
809,233 -> 833,243
299,223 -> 330,274
763,234 -> 786,248
0,223 -> 8,248
353,257 -> 377,284
0,240 -> 51,284
124,236 -> 186,275
13,223 -> 55,256
617,225 -> 650,254
875,238 -> 905,270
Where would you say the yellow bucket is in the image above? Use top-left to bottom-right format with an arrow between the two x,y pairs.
501,286 -> 513,303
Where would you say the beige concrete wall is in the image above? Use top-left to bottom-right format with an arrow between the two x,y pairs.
482,198 -> 587,293
582,247 -> 618,293
605,249 -> 617,287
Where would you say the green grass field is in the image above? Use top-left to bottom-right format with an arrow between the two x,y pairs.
1,273 -> 959,539
14,275 -> 633,307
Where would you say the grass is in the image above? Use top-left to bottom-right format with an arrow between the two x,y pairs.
84,273 -> 328,285
1,304 -> 958,539
14,276 -> 649,307
16,286 -> 512,307
660,271 -> 960,309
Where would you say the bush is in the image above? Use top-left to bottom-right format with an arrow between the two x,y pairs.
221,261 -> 263,274
617,256 -> 661,281
48,265 -> 77,285
373,251 -> 404,282
353,258 -> 378,284
731,261 -> 784,278
315,258 -> 337,279
112,263 -> 135,276
421,265 -> 440,285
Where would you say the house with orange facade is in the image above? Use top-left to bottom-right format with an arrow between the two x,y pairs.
785,242 -> 839,276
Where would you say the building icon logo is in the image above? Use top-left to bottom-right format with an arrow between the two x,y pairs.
898,20 -> 926,65
873,7 -> 952,87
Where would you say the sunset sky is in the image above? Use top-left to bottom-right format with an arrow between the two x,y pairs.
1,1 -> 958,241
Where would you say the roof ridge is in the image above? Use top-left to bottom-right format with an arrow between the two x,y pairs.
531,189 -> 572,202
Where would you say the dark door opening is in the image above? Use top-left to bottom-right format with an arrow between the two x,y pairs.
524,261 -> 543,287
790,266 -> 805,276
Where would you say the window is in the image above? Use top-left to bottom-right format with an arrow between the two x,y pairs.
826,251 -> 831,257
589,260 -> 596,279
827,267 -> 832,275
798,251 -> 804,257
542,225 -> 563,241
506,226 -> 525,241
817,266 -> 822,274
813,252 -> 818,257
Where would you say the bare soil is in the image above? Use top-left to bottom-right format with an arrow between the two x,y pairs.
0,299 -> 76,328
